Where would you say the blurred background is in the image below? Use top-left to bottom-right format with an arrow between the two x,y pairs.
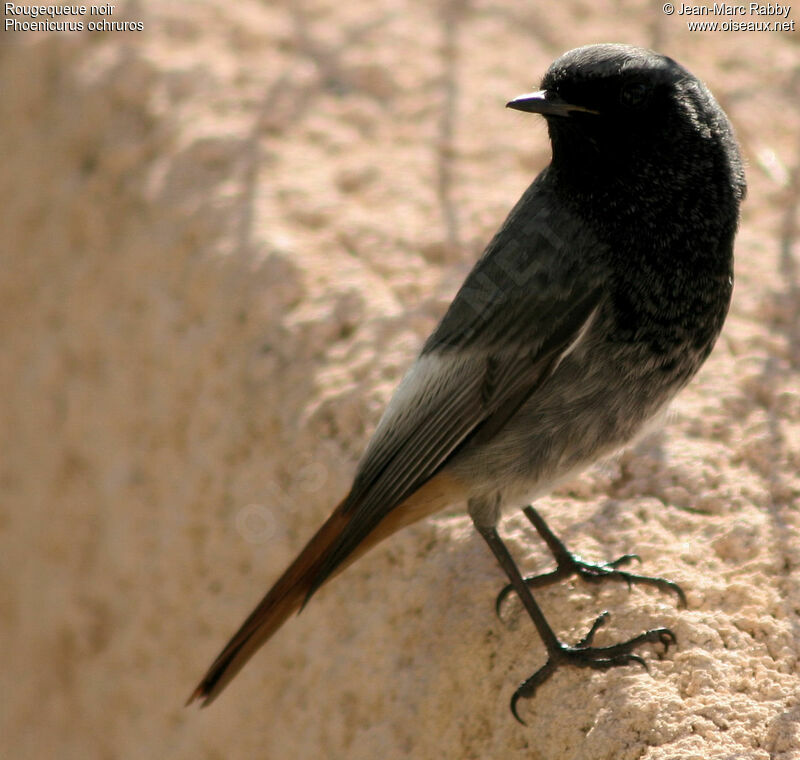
1,1 -> 799,758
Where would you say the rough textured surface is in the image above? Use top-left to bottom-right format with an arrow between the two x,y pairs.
2,2 -> 799,759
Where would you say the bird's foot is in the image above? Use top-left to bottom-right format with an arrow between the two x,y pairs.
472,517 -> 680,723
510,611 -> 676,724
496,506 -> 686,615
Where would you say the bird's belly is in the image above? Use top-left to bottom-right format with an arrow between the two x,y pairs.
447,350 -> 684,509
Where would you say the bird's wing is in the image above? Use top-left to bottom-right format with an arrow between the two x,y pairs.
308,177 -> 607,594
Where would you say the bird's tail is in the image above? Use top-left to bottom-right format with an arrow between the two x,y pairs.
186,497 -> 353,707
186,472 -> 461,707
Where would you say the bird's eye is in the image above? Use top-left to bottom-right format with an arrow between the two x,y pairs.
619,82 -> 649,108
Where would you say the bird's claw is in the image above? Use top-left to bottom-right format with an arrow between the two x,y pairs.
510,619 -> 677,725
495,551 -> 686,618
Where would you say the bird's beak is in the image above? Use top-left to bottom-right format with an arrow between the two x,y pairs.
506,90 -> 599,117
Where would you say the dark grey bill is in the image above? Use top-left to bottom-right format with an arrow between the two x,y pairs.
506,89 -> 599,117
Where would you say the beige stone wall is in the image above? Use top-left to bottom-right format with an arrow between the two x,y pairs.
2,2 -> 799,758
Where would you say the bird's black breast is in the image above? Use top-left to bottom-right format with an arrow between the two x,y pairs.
547,156 -> 739,365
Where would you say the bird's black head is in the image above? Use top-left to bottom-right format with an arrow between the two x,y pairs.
508,44 -> 746,203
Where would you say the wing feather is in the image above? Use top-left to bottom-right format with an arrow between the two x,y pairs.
308,286 -> 604,596
307,175 -> 610,595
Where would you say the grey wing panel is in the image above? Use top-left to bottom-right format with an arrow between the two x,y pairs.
307,285 -> 604,596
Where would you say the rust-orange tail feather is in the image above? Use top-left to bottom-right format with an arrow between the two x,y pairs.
186,497 -> 353,707
186,473 -> 463,707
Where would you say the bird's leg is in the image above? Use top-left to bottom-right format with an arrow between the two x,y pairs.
495,505 -> 686,614
472,519 -> 676,725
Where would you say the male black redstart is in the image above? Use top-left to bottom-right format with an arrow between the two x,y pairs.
188,43 -> 745,722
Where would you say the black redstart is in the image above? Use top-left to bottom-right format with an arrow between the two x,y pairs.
188,43 -> 745,722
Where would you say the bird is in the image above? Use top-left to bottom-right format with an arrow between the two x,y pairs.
187,43 -> 745,722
